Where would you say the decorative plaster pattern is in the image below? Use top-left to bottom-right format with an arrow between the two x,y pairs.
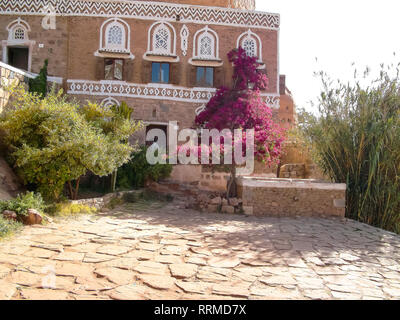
67,79 -> 280,108
0,0 -> 280,30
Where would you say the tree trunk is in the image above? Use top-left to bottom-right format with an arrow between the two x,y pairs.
74,177 -> 81,200
67,181 -> 74,200
67,177 -> 81,200
226,165 -> 237,204
111,169 -> 117,193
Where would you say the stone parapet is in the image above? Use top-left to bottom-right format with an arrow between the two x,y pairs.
237,177 -> 346,217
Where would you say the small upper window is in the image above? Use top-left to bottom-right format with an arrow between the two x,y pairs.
95,18 -> 133,58
152,62 -> 170,83
196,67 -> 214,87
105,22 -> 125,52
237,29 -> 263,62
153,25 -> 171,54
199,35 -> 213,58
242,37 -> 257,58
192,26 -> 219,61
13,27 -> 26,40
104,59 -> 123,81
107,25 -> 123,46
7,18 -> 31,42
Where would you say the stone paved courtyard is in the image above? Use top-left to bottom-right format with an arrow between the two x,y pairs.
1,198 -> 400,300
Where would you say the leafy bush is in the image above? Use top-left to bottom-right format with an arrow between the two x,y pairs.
0,216 -> 22,239
106,196 -> 124,209
0,86 -> 141,201
122,192 -> 141,203
29,59 -> 48,97
117,146 -> 173,189
300,65 -> 400,233
46,202 -> 97,217
0,192 -> 45,216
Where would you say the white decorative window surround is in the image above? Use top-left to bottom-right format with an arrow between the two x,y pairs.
0,1 -> 280,30
67,79 -> 280,109
6,17 -> 30,42
180,25 -> 189,56
237,29 -> 263,63
101,97 -> 120,107
95,18 -> 134,59
2,18 -> 35,71
144,21 -> 177,61
190,26 -> 221,66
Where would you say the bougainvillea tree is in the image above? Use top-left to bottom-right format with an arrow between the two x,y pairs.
195,47 -> 285,200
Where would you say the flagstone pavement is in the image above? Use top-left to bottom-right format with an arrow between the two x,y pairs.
1,198 -> 400,300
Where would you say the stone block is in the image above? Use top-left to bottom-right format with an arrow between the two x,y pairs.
207,205 -> 219,213
333,199 -> 346,208
221,206 -> 235,214
242,206 -> 254,215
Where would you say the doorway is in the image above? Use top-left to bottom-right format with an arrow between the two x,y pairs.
7,46 -> 29,71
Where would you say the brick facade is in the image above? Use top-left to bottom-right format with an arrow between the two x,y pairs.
0,0 -> 282,140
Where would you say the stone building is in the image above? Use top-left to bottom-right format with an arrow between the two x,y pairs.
278,75 -> 297,129
0,0 -> 287,141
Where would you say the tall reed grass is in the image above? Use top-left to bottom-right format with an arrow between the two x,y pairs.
299,65 -> 400,233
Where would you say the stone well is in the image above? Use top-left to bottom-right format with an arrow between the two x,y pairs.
237,177 -> 346,218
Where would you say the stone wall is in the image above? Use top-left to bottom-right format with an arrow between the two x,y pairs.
237,177 -> 346,217
0,62 -> 28,113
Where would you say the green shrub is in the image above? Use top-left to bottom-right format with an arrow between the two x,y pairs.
117,146 -> 173,189
106,196 -> 124,209
0,192 -> 45,216
29,59 -> 48,97
122,192 -> 141,203
0,86 -> 141,201
299,65 -> 400,233
46,202 -> 97,217
0,216 -> 22,239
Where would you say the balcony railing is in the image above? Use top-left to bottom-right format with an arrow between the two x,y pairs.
67,79 -> 280,109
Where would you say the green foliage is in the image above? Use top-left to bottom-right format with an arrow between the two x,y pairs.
0,192 -> 45,216
29,59 -> 48,97
0,85 -> 141,201
122,192 -> 142,203
117,146 -> 173,189
0,216 -> 22,239
106,196 -> 124,209
300,64 -> 400,233
46,202 -> 97,217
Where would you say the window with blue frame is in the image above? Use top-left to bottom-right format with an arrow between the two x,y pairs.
196,67 -> 214,87
152,62 -> 170,83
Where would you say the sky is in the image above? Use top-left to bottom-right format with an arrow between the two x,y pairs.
256,0 -> 400,112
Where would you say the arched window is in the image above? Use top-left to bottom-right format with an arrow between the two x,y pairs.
95,18 -> 133,59
7,18 -> 30,42
153,24 -> 171,54
13,27 -> 26,40
192,26 -> 219,60
237,29 -> 263,62
106,24 -> 124,48
199,34 -> 214,58
242,37 -> 257,58
145,21 -> 176,57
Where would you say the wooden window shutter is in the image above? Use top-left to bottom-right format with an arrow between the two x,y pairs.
142,61 -> 152,83
214,67 -> 224,88
95,58 -> 104,80
123,60 -> 133,82
189,65 -> 197,87
170,63 -> 180,85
